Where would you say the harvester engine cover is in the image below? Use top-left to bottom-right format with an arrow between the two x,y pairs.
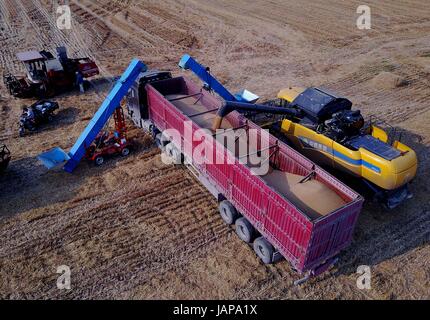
323,110 -> 365,142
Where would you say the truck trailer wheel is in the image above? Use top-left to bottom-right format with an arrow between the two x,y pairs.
235,217 -> 255,243
94,156 -> 104,166
253,236 -> 274,264
218,200 -> 239,225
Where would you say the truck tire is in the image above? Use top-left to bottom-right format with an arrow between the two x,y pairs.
155,133 -> 166,150
235,217 -> 255,243
218,200 -> 239,225
94,156 -> 104,166
253,237 -> 274,264
121,147 -> 130,156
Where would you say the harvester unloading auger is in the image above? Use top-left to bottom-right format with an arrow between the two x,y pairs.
180,54 -> 417,209
38,59 -> 147,172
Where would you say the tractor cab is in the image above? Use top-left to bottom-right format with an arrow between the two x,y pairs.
276,87 -> 417,202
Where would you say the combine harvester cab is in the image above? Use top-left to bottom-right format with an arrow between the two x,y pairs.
179,54 -> 260,103
4,47 -> 100,98
179,54 -> 417,209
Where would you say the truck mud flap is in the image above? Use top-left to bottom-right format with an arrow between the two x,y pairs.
272,251 -> 284,263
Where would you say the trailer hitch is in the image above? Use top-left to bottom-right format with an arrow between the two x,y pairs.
294,257 -> 339,286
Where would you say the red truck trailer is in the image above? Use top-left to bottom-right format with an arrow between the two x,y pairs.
128,75 -> 364,280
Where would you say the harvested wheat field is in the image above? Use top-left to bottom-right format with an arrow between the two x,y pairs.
0,0 -> 429,300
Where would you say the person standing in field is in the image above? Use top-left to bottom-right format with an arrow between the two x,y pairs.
75,71 -> 84,93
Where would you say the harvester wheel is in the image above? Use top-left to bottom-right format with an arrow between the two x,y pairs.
235,217 -> 255,243
121,147 -> 130,156
253,237 -> 274,264
94,156 -> 104,166
218,200 -> 239,225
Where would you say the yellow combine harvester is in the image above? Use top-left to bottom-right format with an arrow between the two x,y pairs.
273,87 -> 417,208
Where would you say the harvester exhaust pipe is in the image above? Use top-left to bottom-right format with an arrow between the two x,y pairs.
212,100 -> 300,131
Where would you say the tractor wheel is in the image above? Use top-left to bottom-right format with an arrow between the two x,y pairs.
83,80 -> 91,90
235,217 -> 255,243
94,156 -> 104,166
121,147 -> 130,157
218,200 -> 239,225
253,237 -> 274,264
165,142 -> 183,164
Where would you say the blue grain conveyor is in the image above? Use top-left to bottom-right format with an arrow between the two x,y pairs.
179,54 -> 259,103
38,58 -> 147,173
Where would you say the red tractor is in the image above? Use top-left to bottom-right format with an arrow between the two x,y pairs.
3,46 -> 99,98
85,107 -> 133,166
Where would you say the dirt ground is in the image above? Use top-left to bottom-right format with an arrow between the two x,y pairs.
0,0 -> 429,299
